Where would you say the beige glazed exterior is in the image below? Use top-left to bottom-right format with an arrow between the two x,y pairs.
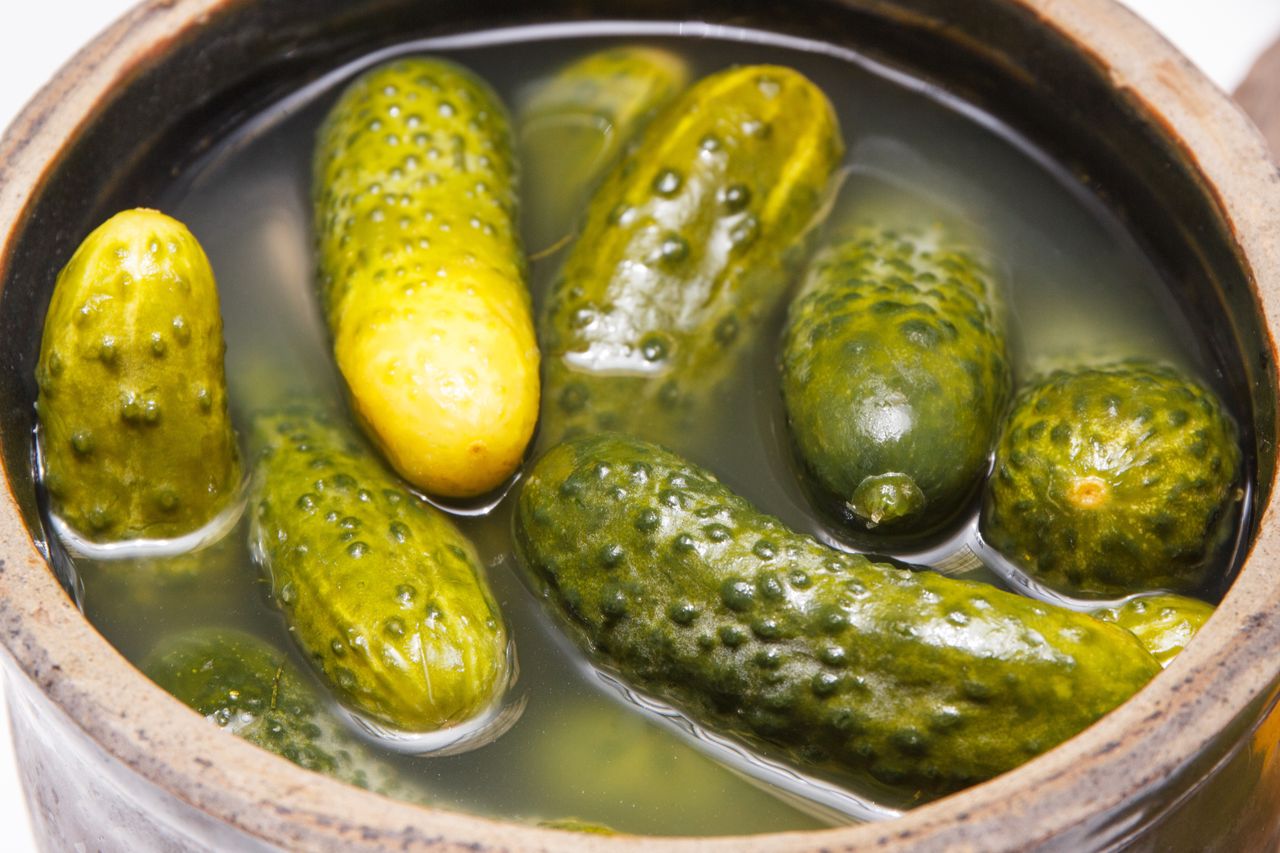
1,0 -> 1279,850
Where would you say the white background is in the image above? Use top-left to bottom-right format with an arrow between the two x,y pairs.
0,2 -> 1278,850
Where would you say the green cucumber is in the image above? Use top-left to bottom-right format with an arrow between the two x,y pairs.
314,57 -> 539,498
514,433 -> 1160,797
540,65 -> 843,451
248,402 -> 510,733
981,360 -> 1241,596
780,224 -> 1010,540
519,45 -> 689,252
35,209 -> 240,541
143,628 -> 364,781
1092,594 -> 1215,668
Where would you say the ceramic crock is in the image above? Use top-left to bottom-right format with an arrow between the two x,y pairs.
1,1 -> 1278,850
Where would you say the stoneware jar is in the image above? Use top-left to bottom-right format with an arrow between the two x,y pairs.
1,0 -> 1279,850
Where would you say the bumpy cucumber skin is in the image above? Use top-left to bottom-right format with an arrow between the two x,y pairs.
981,362 -> 1241,596
314,58 -> 538,498
144,628 -> 361,780
519,46 -> 689,251
781,225 -> 1010,538
249,404 -> 509,732
35,209 -> 240,541
1092,594 -> 1215,668
540,65 -> 843,450
514,433 -> 1159,796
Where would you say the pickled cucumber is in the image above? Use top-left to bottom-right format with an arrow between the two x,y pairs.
249,402 -> 510,732
519,45 -> 689,252
514,433 -> 1160,796
314,57 -> 538,498
35,209 -> 240,541
981,361 -> 1241,596
1092,594 -> 1214,668
780,224 -> 1010,540
144,628 -> 363,780
540,65 -> 843,451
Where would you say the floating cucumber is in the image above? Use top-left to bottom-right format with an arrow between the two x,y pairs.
314,57 -> 538,498
144,628 -> 368,782
249,403 -> 510,733
780,224 -> 1010,541
1092,594 -> 1215,668
981,360 -> 1241,596
514,433 -> 1160,797
35,209 -> 240,542
540,65 -> 843,451
518,45 -> 689,252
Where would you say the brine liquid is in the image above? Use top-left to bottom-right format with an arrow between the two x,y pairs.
45,21 -> 1240,837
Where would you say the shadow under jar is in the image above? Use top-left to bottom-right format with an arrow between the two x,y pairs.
0,0 -> 1278,850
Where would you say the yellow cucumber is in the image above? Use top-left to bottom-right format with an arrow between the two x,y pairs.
314,57 -> 538,498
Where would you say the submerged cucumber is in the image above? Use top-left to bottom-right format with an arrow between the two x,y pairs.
144,628 -> 364,781
249,403 -> 510,732
519,45 -> 690,252
540,65 -> 843,451
780,224 -> 1010,541
514,434 -> 1159,796
36,209 -> 240,541
1091,594 -> 1214,668
981,361 -> 1241,596
314,57 -> 538,498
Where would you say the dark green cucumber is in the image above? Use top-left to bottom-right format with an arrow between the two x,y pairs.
36,209 -> 240,541
143,628 -> 363,781
518,45 -> 689,252
249,402 -> 510,732
981,360 -> 1241,596
540,65 -> 843,451
1092,594 -> 1215,668
780,224 -> 1010,540
514,433 -> 1160,796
